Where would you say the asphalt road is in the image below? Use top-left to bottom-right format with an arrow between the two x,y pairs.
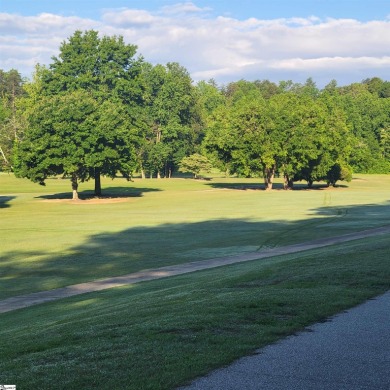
178,290 -> 390,390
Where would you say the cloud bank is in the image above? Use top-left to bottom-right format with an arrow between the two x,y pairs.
1,2 -> 389,86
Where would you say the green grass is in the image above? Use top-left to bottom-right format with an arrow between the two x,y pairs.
1,173 -> 390,299
0,235 -> 389,389
1,173 -> 390,389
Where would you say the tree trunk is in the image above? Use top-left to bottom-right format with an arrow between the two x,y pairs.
157,171 -> 161,179
283,174 -> 294,190
164,164 -> 171,179
263,165 -> 276,190
71,173 -> 79,200
0,145 -> 10,166
139,158 -> 145,179
155,127 -> 161,143
94,168 -> 102,197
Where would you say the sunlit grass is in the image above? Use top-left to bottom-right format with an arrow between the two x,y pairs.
1,173 -> 390,389
0,235 -> 389,389
1,173 -> 390,298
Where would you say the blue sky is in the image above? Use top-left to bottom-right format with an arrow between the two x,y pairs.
2,0 -> 389,21
1,1 -> 389,86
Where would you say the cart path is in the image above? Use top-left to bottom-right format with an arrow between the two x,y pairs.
1,225 -> 390,314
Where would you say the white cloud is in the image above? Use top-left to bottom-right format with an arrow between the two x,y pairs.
0,5 -> 389,86
102,9 -> 157,27
272,56 -> 390,71
0,12 -> 101,74
0,12 -> 98,35
160,2 -> 212,15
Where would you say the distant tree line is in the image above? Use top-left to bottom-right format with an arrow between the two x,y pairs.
201,77 -> 390,189
1,30 -> 389,196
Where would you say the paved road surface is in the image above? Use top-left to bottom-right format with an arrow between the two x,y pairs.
179,290 -> 390,390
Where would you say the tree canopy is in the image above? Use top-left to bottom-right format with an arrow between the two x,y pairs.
140,62 -> 201,178
0,69 -> 25,170
179,153 -> 212,178
14,30 -> 143,198
5,30 -> 390,197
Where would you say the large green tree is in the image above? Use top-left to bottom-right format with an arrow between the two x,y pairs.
15,91 -> 137,199
202,102 -> 235,176
0,69 -> 25,170
15,30 -> 144,196
203,80 -> 355,189
339,82 -> 390,173
196,80 -> 226,122
268,93 -> 322,189
292,90 -> 353,187
140,62 -> 201,178
179,153 -> 212,178
205,87 -> 278,188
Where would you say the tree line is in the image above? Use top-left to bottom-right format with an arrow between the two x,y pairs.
1,30 -> 389,197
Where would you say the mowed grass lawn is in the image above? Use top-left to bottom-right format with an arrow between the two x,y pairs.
2,173 -> 390,299
1,173 -> 390,389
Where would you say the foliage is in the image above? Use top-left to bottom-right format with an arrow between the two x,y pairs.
338,82 -> 390,173
179,153 -> 212,178
3,29 -> 390,190
0,69 -> 25,170
140,62 -> 202,178
14,31 -> 143,196
14,91 -> 138,194
203,84 -> 358,189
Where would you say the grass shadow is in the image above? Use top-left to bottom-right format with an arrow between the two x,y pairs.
206,182 -> 266,190
2,200 -> 390,301
0,196 -> 15,208
1,186 -> 390,390
36,187 -> 162,200
207,182 -> 349,191
292,183 -> 349,190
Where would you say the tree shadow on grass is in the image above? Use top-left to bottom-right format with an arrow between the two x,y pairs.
36,187 -> 162,200
1,200 -> 390,300
206,182 -> 265,190
290,183 -> 349,190
206,182 -> 348,191
0,196 -> 15,208
2,204 -> 390,390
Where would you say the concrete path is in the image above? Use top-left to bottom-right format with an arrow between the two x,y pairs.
179,290 -> 390,390
1,225 -> 390,314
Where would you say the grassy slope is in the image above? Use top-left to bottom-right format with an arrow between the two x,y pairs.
1,173 -> 390,389
1,174 -> 390,299
0,235 -> 389,389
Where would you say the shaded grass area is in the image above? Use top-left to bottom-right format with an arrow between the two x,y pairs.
1,235 -> 389,390
2,174 -> 390,299
36,186 -> 162,200
0,195 -> 14,208
2,205 -> 390,300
